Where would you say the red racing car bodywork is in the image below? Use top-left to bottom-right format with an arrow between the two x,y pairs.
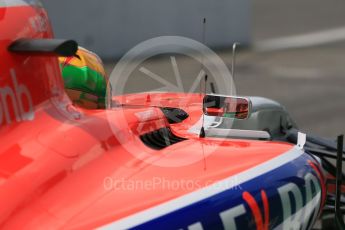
1,2 -> 336,230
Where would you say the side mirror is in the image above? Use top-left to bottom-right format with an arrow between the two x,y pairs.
203,95 -> 251,119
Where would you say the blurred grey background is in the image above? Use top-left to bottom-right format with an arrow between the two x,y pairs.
42,0 -> 250,59
42,0 -> 345,138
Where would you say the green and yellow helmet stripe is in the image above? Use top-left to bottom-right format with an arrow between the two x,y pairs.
59,47 -> 108,109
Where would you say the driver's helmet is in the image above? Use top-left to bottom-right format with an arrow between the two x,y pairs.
59,47 -> 108,109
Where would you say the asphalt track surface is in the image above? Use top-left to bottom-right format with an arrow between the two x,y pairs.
253,0 -> 345,40
249,0 -> 345,138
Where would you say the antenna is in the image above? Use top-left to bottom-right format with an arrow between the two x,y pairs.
199,74 -> 208,138
200,18 -> 207,138
202,18 -> 206,45
199,17 -> 207,95
210,82 -> 216,94
232,43 -> 240,80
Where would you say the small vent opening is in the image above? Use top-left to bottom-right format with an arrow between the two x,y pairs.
140,127 -> 186,150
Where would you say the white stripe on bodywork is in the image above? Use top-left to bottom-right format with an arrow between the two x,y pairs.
255,26 -> 345,52
99,146 -> 303,230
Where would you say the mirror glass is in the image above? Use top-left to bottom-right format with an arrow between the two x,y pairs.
203,95 -> 251,119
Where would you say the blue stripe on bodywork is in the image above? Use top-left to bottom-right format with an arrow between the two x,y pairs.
131,153 -> 322,230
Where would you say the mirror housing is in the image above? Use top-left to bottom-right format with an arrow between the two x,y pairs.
203,95 -> 251,119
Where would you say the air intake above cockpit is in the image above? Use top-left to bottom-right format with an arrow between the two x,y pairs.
140,127 -> 186,150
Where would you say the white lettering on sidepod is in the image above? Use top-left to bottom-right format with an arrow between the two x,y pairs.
0,69 -> 34,125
